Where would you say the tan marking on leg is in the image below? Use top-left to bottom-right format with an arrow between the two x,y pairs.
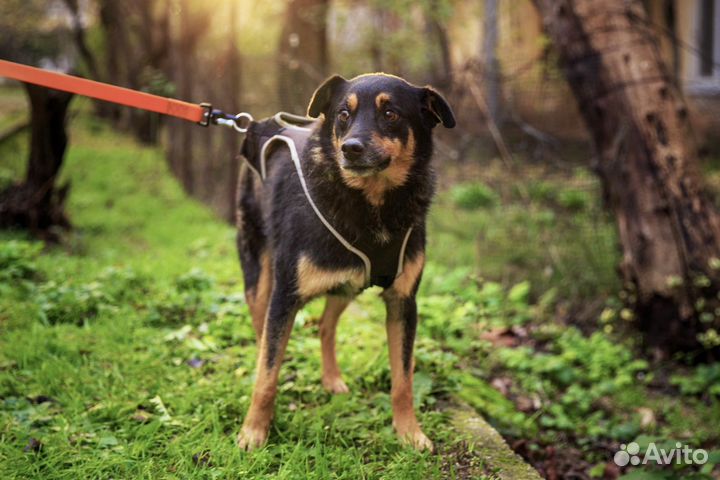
347,93 -> 358,113
247,252 -> 273,345
319,295 -> 352,393
375,92 -> 391,109
385,299 -> 433,451
296,255 -> 365,299
246,287 -> 257,330
338,130 -> 416,206
391,252 -> 425,298
238,306 -> 298,450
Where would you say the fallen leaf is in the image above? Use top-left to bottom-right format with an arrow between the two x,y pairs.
150,395 -> 173,423
192,450 -> 212,467
516,393 -> 542,412
149,395 -> 182,426
480,327 -> 520,347
164,325 -> 192,342
491,377 -> 513,396
186,358 -> 205,369
603,461 -> 620,479
637,407 -> 656,429
131,410 -> 152,423
0,360 -> 17,370
23,438 -> 42,453
68,432 -> 96,445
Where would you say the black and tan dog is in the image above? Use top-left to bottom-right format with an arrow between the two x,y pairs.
235,73 -> 455,451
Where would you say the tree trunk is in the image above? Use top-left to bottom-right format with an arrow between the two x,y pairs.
483,0 -> 501,125
98,0 -> 126,122
176,0 -> 197,194
224,0 -> 242,223
0,85 -> 73,240
97,0 -> 169,144
277,0 -> 329,113
62,0 -> 102,81
533,0 -> 720,355
425,1 -> 453,90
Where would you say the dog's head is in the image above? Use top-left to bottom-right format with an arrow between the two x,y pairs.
307,74 -> 455,191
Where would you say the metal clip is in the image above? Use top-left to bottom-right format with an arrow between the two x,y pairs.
231,112 -> 254,133
212,111 -> 254,133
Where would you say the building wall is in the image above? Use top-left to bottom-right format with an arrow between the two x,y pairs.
449,0 -> 720,141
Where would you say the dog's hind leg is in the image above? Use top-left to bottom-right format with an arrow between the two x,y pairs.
238,285 -> 299,450
319,295 -> 352,394
236,166 -> 271,345
246,251 -> 272,344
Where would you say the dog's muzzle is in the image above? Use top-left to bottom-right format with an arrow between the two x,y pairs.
340,139 -> 390,176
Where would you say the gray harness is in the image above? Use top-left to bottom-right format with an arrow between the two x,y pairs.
246,112 -> 413,287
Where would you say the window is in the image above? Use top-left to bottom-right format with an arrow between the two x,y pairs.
700,0 -> 715,76
696,0 -> 720,79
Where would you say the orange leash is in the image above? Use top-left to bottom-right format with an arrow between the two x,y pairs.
0,59 -> 213,125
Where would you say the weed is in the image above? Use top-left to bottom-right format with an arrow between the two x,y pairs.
671,364 -> 720,396
557,188 -> 591,211
35,280 -> 113,325
494,328 -> 648,437
450,182 -> 499,210
0,240 -> 42,284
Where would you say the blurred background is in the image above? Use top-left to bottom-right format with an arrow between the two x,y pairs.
2,1 -> 720,478
4,0 -> 719,220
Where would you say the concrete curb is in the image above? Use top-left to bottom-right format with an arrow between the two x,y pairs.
448,402 -> 543,480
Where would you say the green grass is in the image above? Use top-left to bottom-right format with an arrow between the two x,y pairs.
0,85 -> 27,132
429,168 -> 619,301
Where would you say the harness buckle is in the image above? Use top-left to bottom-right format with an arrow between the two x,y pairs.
198,102 -> 212,127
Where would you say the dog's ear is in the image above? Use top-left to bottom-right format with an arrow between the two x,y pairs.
420,87 -> 456,128
307,75 -> 347,118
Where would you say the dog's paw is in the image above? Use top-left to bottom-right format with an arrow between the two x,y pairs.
398,429 -> 434,452
237,426 -> 268,451
322,376 -> 350,394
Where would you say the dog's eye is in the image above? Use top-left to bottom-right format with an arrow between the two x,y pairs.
384,110 -> 399,122
338,110 -> 350,122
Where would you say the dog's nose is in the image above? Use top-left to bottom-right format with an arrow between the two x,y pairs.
341,138 -> 365,160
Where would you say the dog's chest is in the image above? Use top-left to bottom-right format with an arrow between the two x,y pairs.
296,254 -> 366,299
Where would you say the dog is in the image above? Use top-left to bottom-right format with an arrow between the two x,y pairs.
235,73 -> 455,451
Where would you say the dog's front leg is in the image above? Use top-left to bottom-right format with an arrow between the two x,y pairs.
319,295 -> 352,394
238,288 -> 299,450
383,293 -> 433,451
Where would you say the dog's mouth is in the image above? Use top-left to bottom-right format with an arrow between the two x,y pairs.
340,156 -> 391,177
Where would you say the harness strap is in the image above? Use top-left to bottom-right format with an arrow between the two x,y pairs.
259,134 -> 413,286
396,226 -> 414,277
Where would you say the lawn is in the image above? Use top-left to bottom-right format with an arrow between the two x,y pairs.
1,105 -> 719,479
